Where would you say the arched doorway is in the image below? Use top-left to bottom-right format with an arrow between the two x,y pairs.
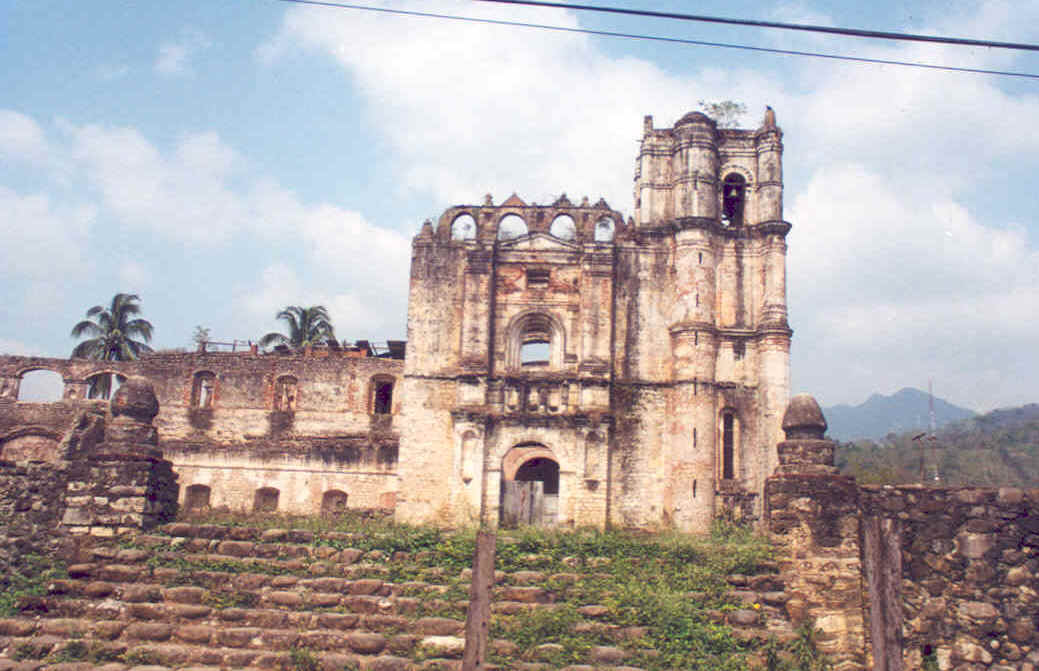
500,443 -> 560,528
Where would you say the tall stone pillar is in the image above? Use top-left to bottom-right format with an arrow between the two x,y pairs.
765,395 -> 868,671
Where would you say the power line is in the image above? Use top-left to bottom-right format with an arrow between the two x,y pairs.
275,0 -> 1039,80
476,0 -> 1039,52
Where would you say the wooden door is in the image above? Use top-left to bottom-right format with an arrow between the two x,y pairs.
500,480 -> 544,527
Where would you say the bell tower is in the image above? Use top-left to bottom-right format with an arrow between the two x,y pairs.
615,107 -> 792,531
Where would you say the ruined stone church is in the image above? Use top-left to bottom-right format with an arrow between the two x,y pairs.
0,108 -> 791,533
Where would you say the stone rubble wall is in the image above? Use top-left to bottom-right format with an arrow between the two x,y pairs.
767,394 -> 1039,671
861,485 -> 1039,671
0,459 -> 73,577
766,472 -> 869,671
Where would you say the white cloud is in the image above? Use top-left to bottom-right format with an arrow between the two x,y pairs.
262,0 -> 747,208
66,123 -> 247,243
788,164 -> 1039,410
0,186 -> 93,280
0,109 -> 50,164
238,261 -> 400,343
155,29 -> 212,76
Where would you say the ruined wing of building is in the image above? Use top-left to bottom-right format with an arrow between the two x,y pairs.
0,108 -> 791,533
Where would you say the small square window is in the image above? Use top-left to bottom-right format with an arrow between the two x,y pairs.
527,269 -> 550,287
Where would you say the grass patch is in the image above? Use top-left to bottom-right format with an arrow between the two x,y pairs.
0,553 -> 67,616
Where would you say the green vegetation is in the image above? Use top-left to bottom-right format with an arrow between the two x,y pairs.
259,305 -> 336,351
157,510 -> 827,669
837,403 -> 1039,486
762,624 -> 831,671
121,647 -> 162,666
699,99 -> 748,128
70,292 -> 154,361
0,554 -> 67,616
288,646 -> 321,671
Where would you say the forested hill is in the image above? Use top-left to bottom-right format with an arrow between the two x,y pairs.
823,387 -> 976,441
835,403 -> 1039,487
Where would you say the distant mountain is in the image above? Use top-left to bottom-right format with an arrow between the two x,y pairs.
822,387 -> 976,442
835,403 -> 1039,487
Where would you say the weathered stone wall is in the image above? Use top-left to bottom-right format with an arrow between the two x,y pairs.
0,378 -> 177,581
0,351 -> 402,514
861,485 -> 1039,671
0,459 -> 72,576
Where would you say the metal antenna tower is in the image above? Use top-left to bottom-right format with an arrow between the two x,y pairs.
913,379 -> 942,484
927,379 -> 941,482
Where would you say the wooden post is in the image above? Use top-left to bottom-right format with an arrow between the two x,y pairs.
462,530 -> 497,671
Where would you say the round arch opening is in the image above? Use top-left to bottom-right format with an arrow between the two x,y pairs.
500,443 -> 560,527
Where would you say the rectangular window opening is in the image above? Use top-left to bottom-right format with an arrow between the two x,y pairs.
527,269 -> 550,287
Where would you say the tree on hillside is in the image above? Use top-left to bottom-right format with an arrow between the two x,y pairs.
70,293 -> 154,398
259,305 -> 336,351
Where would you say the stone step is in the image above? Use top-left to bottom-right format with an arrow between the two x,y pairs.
0,634 -> 427,670
0,631 -> 649,671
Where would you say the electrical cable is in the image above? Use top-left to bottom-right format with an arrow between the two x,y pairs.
475,0 -> 1039,52
274,0 -> 1039,79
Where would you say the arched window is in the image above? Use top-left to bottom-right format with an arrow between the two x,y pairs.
185,484 -> 211,511
254,487 -> 279,513
720,411 -> 736,480
371,376 -> 394,415
16,370 -> 63,402
497,214 -> 528,240
549,214 -> 576,241
594,217 -> 615,242
273,375 -> 298,412
321,490 -> 348,515
0,431 -> 61,462
721,173 -> 746,227
191,371 -> 216,409
451,213 -> 477,241
506,312 -> 565,372
86,372 -> 126,400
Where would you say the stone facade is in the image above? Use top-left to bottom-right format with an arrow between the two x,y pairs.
0,349 -> 403,516
0,108 -> 791,530
398,109 -> 791,531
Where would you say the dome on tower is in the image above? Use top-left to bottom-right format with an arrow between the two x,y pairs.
675,111 -> 715,127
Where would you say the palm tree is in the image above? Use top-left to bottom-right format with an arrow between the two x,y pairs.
259,305 -> 336,351
70,293 -> 154,398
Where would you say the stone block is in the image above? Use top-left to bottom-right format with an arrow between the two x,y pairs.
419,636 -> 464,658
346,632 -> 387,655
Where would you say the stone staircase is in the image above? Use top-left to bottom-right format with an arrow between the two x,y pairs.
0,522 -> 794,671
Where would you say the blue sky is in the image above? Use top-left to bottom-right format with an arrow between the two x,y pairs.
2,0 -> 1037,411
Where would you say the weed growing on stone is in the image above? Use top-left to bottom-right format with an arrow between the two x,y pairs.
121,647 -> 162,666
0,553 -> 67,616
46,640 -> 89,663
287,646 -> 321,671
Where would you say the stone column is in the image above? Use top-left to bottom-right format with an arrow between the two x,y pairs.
765,394 -> 868,671
61,376 -> 178,536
